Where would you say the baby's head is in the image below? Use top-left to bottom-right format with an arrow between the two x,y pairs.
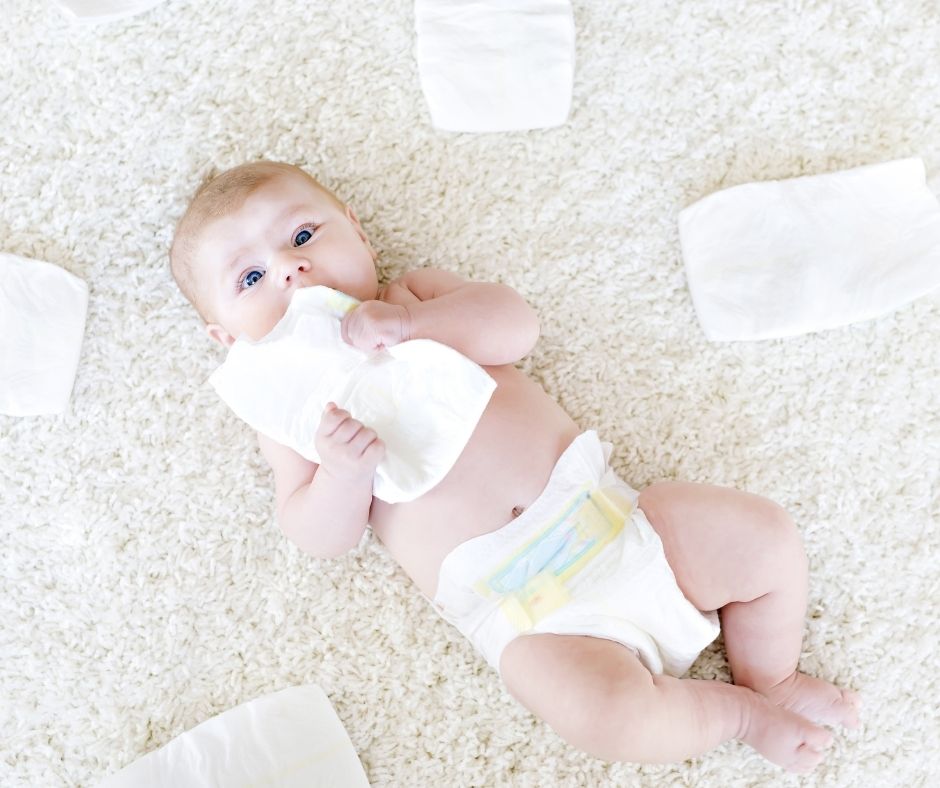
170,160 -> 379,347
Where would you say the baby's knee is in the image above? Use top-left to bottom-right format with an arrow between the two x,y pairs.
756,499 -> 808,578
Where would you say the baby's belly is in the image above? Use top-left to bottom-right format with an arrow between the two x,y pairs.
370,365 -> 580,598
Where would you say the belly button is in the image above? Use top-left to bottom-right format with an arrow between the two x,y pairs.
511,505 -> 525,518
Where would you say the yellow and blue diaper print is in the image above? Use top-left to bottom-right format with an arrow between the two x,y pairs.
322,287 -> 361,318
474,486 -> 633,633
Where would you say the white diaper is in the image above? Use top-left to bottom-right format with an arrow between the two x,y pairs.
53,0 -> 166,22
415,0 -> 576,133
432,431 -> 719,677
679,157 -> 940,341
209,286 -> 496,504
99,685 -> 369,787
0,252 -> 89,416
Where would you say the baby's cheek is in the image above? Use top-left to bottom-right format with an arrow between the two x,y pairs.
249,305 -> 289,341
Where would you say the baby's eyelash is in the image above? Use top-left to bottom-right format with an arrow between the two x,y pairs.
292,222 -> 318,247
235,268 -> 265,292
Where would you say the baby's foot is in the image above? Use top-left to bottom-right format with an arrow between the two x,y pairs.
761,671 -> 861,729
741,693 -> 833,774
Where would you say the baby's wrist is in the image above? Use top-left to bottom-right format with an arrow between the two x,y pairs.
318,461 -> 375,488
398,304 -> 413,343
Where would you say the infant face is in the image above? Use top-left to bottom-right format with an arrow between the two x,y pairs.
195,172 -> 379,346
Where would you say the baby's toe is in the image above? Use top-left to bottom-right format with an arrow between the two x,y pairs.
792,740 -> 828,774
840,689 -> 861,729
805,725 -> 834,752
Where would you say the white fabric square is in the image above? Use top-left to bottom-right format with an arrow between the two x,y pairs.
415,0 -> 575,133
0,253 -> 88,416
99,685 -> 369,788
678,158 -> 940,341
209,286 -> 496,504
53,1 -> 166,22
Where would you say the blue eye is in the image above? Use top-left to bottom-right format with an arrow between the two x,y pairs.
293,228 -> 313,246
242,269 -> 265,289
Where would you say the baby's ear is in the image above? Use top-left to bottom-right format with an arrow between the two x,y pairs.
345,205 -> 377,261
206,323 -> 236,348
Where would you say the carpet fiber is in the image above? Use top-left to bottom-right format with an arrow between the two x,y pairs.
2,1 -> 938,785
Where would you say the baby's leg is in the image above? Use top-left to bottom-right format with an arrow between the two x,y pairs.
500,633 -> 832,772
638,482 -> 859,727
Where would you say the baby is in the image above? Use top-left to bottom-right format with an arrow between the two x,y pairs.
170,160 -> 860,773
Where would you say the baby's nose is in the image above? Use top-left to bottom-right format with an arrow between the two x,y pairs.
272,254 -> 311,287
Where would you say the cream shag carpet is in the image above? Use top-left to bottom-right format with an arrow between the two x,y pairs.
2,1 -> 938,786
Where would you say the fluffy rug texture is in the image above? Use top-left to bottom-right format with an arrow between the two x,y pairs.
2,1 -> 938,785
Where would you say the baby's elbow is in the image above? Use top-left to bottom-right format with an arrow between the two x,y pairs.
277,513 -> 363,560
283,526 -> 354,560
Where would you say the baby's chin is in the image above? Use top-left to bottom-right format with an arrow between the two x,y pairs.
334,280 -> 379,303
252,314 -> 290,342
229,314 -> 288,345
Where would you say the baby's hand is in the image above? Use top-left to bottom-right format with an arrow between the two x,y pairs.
315,403 -> 385,481
341,300 -> 411,352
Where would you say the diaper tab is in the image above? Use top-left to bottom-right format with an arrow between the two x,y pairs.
314,286 -> 360,319
278,285 -> 360,324
500,572 -> 569,631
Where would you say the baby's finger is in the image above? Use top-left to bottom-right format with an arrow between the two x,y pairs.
320,404 -> 351,434
331,417 -> 363,444
340,310 -> 357,347
349,427 -> 379,455
361,437 -> 385,464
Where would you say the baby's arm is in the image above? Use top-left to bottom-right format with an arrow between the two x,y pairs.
258,404 -> 382,558
345,268 -> 540,365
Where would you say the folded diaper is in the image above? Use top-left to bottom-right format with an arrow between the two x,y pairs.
415,0 -> 576,133
678,157 -> 940,341
0,252 -> 88,416
99,684 -> 370,787
53,1 -> 167,22
209,286 -> 496,504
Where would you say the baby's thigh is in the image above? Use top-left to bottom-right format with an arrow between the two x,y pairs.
637,482 -> 806,611
499,633 -> 655,758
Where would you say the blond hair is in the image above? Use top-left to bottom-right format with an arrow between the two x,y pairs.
169,161 -> 340,322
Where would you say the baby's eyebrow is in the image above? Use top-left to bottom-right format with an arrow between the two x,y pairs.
277,203 -> 311,228
219,248 -> 249,280
217,203 -> 309,281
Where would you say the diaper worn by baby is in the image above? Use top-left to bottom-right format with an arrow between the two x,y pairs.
209,286 -> 496,504
433,431 -> 720,677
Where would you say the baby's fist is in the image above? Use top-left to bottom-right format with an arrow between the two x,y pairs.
341,300 -> 411,352
315,403 -> 385,481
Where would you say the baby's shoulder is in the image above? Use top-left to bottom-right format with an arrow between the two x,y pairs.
381,268 -> 467,304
